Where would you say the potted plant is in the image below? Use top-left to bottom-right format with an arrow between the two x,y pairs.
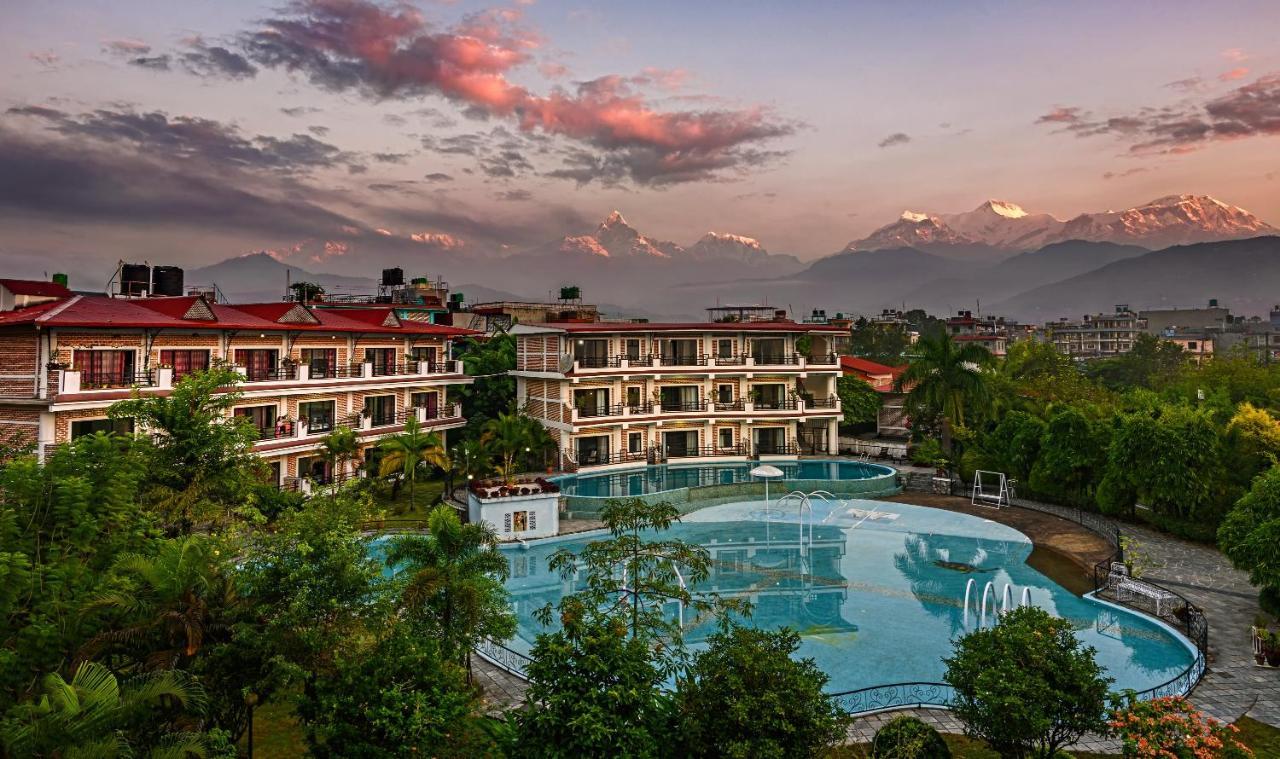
1267,629 -> 1280,667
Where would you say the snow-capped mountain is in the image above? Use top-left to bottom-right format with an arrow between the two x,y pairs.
588,210 -> 681,258
686,231 -> 770,264
1051,195 -> 1278,249
847,195 -> 1276,256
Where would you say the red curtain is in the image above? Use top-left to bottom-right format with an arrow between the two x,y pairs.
234,349 -> 277,380
160,350 -> 209,380
73,350 -> 133,387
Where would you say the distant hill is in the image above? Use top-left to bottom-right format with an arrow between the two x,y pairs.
188,253 -> 375,303
990,236 -> 1280,319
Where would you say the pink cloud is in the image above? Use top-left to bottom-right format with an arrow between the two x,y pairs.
410,231 -> 465,249
1219,67 -> 1249,82
1222,48 -> 1248,62
28,51 -> 60,67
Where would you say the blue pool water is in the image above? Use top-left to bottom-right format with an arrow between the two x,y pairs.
553,459 -> 895,498
499,497 -> 1196,696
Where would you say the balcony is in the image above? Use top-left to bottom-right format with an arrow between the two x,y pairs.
661,444 -> 748,460
659,353 -> 708,367
710,354 -> 748,366
755,442 -> 799,456
306,363 -> 366,380
805,395 -> 840,409
753,397 -> 798,411
806,352 -> 839,366
566,449 -> 650,471
57,368 -> 160,394
751,353 -> 802,367
575,402 -> 625,419
660,398 -> 708,413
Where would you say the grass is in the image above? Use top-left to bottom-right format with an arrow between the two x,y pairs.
370,478 -> 446,525
1236,716 -> 1280,755
241,697 -> 306,759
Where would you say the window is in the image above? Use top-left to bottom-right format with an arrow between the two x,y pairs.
265,461 -> 282,486
74,350 -> 136,389
70,417 -> 134,439
410,346 -> 438,369
717,384 -> 734,404
298,455 -> 331,484
159,349 -> 209,380
628,432 -> 643,454
719,428 -> 734,449
299,400 -> 335,433
233,349 -> 278,381
624,339 -> 641,360
626,386 -> 642,409
1187,341 -> 1198,350
716,339 -> 734,359
301,348 -> 337,378
364,395 -> 396,426
411,391 -> 440,418
234,405 -> 278,439
365,348 -> 397,376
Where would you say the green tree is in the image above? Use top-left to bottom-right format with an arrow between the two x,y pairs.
512,611 -> 670,759
1,662 -> 209,758
895,333 -> 994,455
383,505 -> 515,673
480,408 -> 542,484
1027,405 -> 1110,508
969,410 -> 1044,483
871,715 -> 951,758
1099,403 -> 1219,519
298,629 -> 499,758
1086,333 -> 1186,391
1218,464 -> 1280,615
83,534 -> 235,671
457,329 -> 517,436
319,426 -> 360,481
108,366 -> 257,529
288,281 -> 325,302
837,374 -> 882,428
378,416 -> 447,510
542,497 -> 739,667
944,606 -> 1112,759
848,317 -> 911,365
675,624 -> 849,758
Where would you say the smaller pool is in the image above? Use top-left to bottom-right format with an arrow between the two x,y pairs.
554,459 -> 896,499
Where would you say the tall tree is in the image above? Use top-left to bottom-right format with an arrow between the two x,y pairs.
837,374 -> 881,428
1218,463 -> 1280,615
895,333 -> 994,456
378,417 -> 447,510
383,505 -> 515,674
480,408 -> 539,483
456,329 -> 516,436
319,426 -> 360,481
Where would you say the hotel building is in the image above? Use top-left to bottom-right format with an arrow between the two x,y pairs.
511,320 -> 846,471
0,283 -> 474,488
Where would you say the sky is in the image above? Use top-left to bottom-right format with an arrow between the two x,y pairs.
2,0 -> 1279,284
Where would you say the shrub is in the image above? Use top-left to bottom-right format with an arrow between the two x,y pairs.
675,625 -> 850,758
1218,464 -> 1280,615
1109,696 -> 1253,758
944,606 -> 1112,759
871,715 -> 951,758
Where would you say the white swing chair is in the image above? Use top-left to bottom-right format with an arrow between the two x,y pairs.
971,470 -> 1012,509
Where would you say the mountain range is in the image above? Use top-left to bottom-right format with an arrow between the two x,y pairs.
191,193 -> 1280,323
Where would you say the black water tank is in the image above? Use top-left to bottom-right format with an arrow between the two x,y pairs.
151,266 -> 184,297
381,268 -> 404,287
120,264 -> 151,297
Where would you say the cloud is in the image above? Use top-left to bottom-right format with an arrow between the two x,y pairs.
1165,77 -> 1206,94
7,105 -> 357,174
1040,72 -> 1280,155
1219,67 -> 1249,82
410,231 -> 465,249
102,38 -> 152,56
129,55 -> 173,71
877,132 -> 911,148
1035,106 -> 1082,124
372,151 -> 411,163
147,0 -> 794,185
281,105 -> 322,117
1102,167 -> 1149,180
1222,48 -> 1249,62
496,189 -> 532,201
28,51 -> 60,68
424,172 -> 454,182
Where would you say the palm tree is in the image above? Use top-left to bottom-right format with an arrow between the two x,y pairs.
895,333 -> 993,457
1,662 -> 208,758
480,408 -> 538,483
84,535 -> 232,670
383,504 -> 515,679
378,416 -> 447,510
319,426 -> 360,481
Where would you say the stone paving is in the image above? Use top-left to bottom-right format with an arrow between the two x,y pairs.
472,654 -> 528,715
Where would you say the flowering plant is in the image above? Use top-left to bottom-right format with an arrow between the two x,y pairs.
1109,696 -> 1252,758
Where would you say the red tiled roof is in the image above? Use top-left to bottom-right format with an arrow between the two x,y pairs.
0,294 -> 477,337
840,356 -> 902,375
0,279 -> 72,297
540,321 -> 846,334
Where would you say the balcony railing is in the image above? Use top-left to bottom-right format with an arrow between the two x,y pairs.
755,442 -> 798,456
78,369 -> 155,390
716,398 -> 746,411
304,416 -> 336,434
753,398 -> 798,411
572,449 -> 649,468
575,402 -> 625,419
664,444 -> 748,459
752,353 -> 801,366
806,395 -> 840,409
368,362 -> 411,377
576,355 -> 622,369
659,353 -> 708,367
661,399 -> 708,412
366,409 -> 398,427
251,421 -> 295,441
308,363 -> 365,379
711,354 -> 748,366
626,402 -> 654,415
241,365 -> 296,382
623,354 -> 654,367
806,352 -> 839,365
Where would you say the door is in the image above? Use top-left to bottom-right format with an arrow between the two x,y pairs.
234,349 -> 278,381
365,348 -> 396,376
754,427 -> 786,454
302,348 -> 337,378
575,435 -> 608,466
663,430 -> 697,458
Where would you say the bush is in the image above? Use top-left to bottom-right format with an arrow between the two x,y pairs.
944,606 -> 1112,759
911,438 -> 947,468
871,715 -> 951,758
1109,696 -> 1253,758
1218,464 -> 1280,614
675,625 -> 849,758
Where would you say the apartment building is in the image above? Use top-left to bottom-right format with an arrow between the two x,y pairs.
0,284 -> 474,489
1044,305 -> 1147,359
511,320 -> 845,470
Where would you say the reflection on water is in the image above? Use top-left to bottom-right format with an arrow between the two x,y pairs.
497,498 -> 1195,694
555,460 -> 893,497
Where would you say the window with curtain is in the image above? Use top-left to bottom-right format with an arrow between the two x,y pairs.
364,395 -> 396,426
301,348 -> 337,378
73,350 -> 135,388
233,404 -> 277,438
159,349 -> 210,380
299,400 -> 335,433
365,348 -> 397,376
410,391 -> 440,418
234,349 -> 278,381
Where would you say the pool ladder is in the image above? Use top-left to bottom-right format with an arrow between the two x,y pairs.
962,578 -> 1033,628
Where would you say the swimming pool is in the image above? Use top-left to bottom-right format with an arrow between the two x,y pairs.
497,497 -> 1198,701
553,459 -> 897,499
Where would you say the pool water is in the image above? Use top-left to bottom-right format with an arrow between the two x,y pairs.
499,497 -> 1196,695
553,459 -> 895,498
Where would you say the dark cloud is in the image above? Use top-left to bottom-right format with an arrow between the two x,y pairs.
281,106 -> 322,117
0,126 -> 360,239
877,132 -> 911,148
308,125 -> 330,136
1039,73 -> 1280,155
179,40 -> 257,80
102,39 -> 152,56
496,189 -> 532,201
367,180 -> 420,194
7,105 -> 353,174
129,55 -> 172,71
424,172 -> 453,182
372,152 -> 411,164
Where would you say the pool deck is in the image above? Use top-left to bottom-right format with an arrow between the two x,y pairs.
473,488 -> 1280,747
